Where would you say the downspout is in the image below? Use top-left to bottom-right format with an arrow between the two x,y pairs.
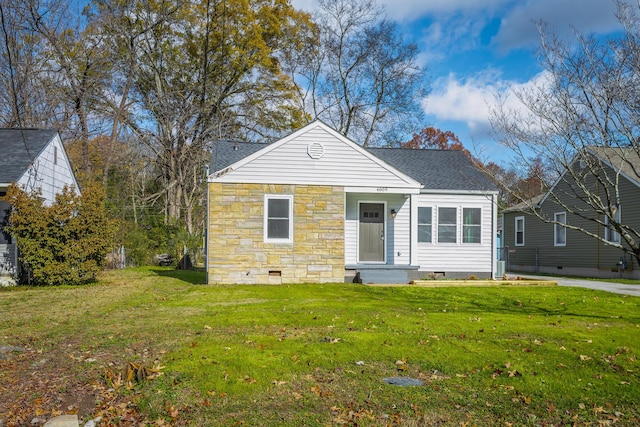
491,193 -> 496,279
408,193 -> 415,267
205,164 -> 210,284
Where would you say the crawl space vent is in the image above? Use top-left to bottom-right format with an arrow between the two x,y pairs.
307,142 -> 324,159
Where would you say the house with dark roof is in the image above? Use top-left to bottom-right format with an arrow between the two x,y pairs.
206,121 -> 499,284
502,146 -> 640,279
0,129 -> 79,283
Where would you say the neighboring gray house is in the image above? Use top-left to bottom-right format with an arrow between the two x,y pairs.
0,129 -> 79,283
206,121 -> 499,284
502,147 -> 640,279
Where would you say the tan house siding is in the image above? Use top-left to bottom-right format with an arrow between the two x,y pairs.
208,183 -> 345,284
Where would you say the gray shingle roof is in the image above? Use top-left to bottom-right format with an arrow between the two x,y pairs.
209,139 -> 497,192
0,129 -> 57,183
367,148 -> 497,191
209,140 -> 268,172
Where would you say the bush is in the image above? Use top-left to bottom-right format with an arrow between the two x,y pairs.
5,183 -> 115,286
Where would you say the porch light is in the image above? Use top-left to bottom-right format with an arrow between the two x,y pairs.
390,208 -> 397,218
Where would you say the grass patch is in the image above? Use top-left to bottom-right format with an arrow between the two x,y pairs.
1,267 -> 639,426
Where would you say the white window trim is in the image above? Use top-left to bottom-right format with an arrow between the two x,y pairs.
515,216 -> 525,246
604,208 -> 621,244
264,194 -> 293,244
554,212 -> 566,247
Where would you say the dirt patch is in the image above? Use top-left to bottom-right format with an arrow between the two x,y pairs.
0,338 -> 144,426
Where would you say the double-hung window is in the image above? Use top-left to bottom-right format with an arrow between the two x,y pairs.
438,207 -> 457,243
264,195 -> 293,243
605,207 -> 621,243
515,216 -> 525,246
462,208 -> 481,243
554,212 -> 566,246
417,207 -> 432,243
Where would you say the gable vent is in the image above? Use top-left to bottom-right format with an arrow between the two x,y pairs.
307,142 -> 324,159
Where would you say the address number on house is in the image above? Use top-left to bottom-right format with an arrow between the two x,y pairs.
376,187 -> 388,192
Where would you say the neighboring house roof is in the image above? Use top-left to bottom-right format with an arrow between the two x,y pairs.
502,194 -> 544,213
587,146 -> 640,186
537,145 -> 640,207
367,148 -> 497,192
0,128 -> 58,184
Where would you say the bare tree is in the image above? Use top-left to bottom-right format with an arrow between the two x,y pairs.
20,0 -> 114,178
296,0 -> 429,147
0,2 -> 59,127
490,0 -> 640,264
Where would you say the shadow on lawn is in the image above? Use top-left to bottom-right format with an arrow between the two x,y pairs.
366,285 -> 640,322
151,268 -> 206,285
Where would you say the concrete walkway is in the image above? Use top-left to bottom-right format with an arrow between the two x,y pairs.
514,273 -> 640,297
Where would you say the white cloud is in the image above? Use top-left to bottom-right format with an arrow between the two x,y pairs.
422,71 -> 505,130
291,0 -> 510,24
292,0 -> 627,54
377,0 -> 506,22
422,70 -> 552,139
492,0 -> 624,52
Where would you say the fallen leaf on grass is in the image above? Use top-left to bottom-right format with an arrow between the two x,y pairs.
579,355 -> 593,361
395,359 -> 408,371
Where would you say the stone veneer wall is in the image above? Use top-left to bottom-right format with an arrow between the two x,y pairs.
207,183 -> 345,284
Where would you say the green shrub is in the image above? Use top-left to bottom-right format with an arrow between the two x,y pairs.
5,183 -> 115,285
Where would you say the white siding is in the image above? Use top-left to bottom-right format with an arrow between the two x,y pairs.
215,125 -> 418,189
411,193 -> 495,273
345,193 -> 410,265
16,134 -> 79,204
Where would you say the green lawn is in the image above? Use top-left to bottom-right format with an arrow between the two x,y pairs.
1,267 -> 639,426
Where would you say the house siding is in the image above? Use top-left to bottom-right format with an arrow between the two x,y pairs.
16,134 -> 79,203
412,193 -> 494,276
208,182 -> 345,284
214,126 -> 416,188
503,164 -> 640,277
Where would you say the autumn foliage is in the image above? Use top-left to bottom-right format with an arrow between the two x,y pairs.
4,183 -> 115,286
402,127 -> 469,155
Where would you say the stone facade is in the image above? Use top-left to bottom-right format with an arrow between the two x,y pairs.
207,183 -> 345,284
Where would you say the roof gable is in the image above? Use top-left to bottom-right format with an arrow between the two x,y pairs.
0,129 -> 57,184
539,146 -> 640,207
209,121 -> 421,189
587,146 -> 640,186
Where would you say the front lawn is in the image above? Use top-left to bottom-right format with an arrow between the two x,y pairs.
1,267 -> 639,426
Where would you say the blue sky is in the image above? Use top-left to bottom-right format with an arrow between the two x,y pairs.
291,0 -> 627,164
